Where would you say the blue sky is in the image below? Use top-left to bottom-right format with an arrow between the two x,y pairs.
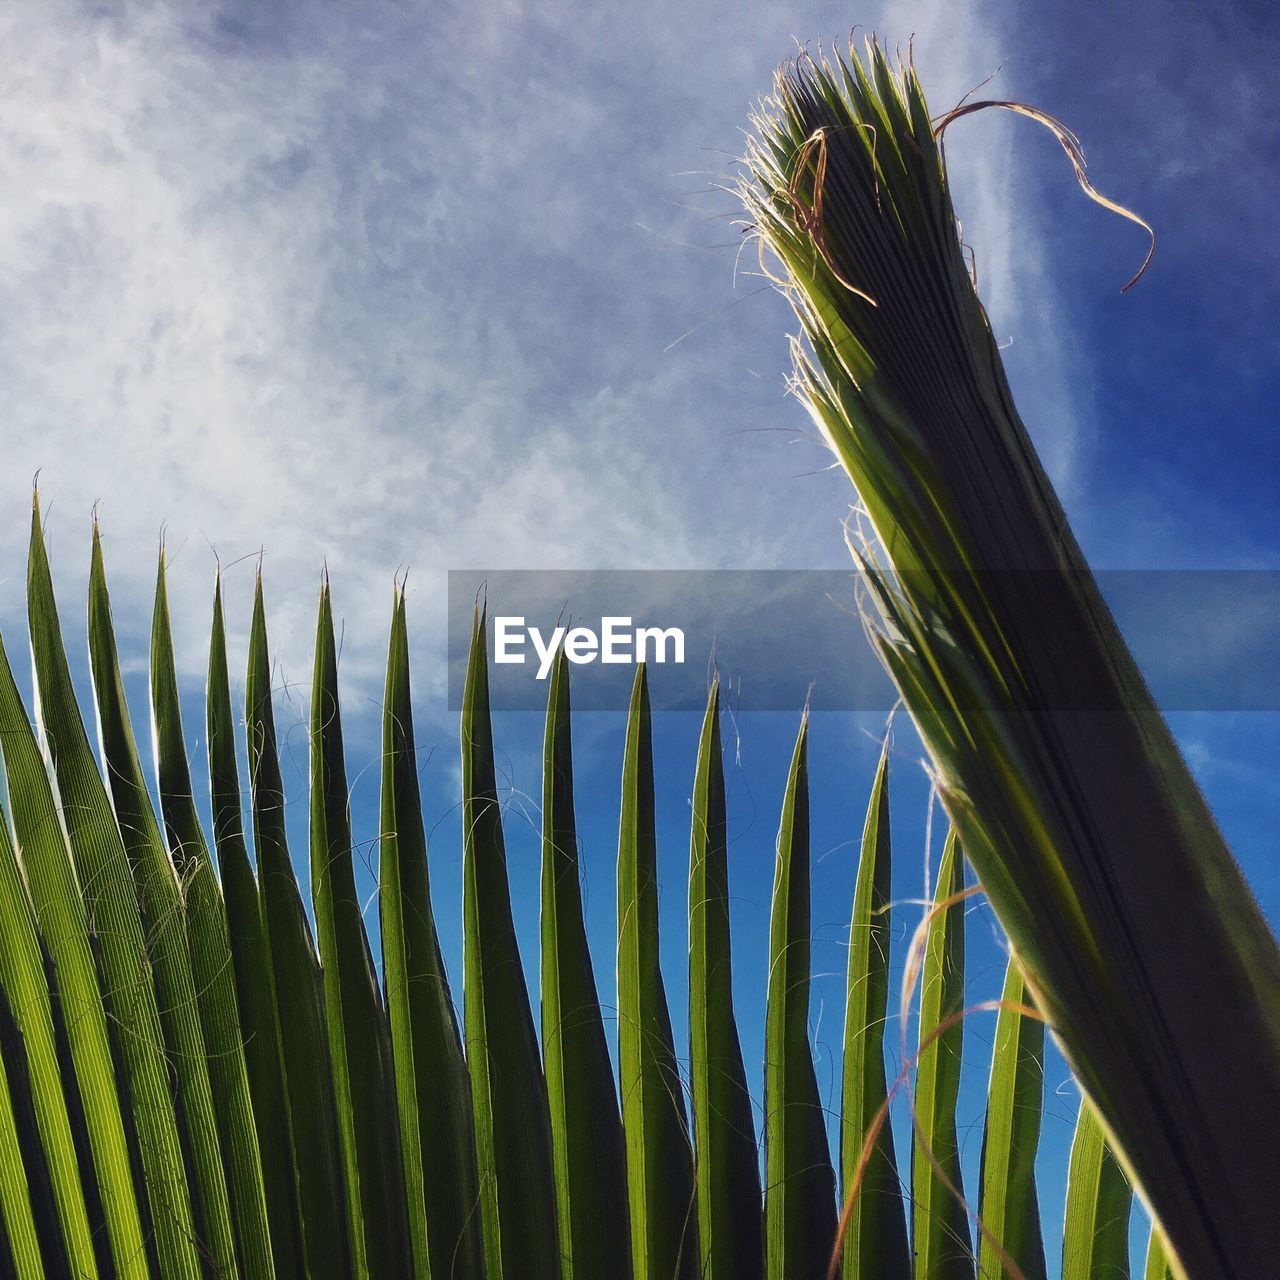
1,0 -> 1278,1273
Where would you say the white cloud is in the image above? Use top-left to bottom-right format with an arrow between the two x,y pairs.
0,0 -> 1084,736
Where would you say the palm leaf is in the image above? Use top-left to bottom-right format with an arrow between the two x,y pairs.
460,607 -> 561,1279
540,647 -> 631,1277
742,39 -> 1277,1276
246,575 -> 351,1276
977,958 -> 1046,1280
0,1039 -> 43,1279
150,553 -> 276,1277
838,746 -> 909,1279
688,680 -> 762,1279
0,619 -> 145,1278
86,526 -> 240,1278
308,583 -> 410,1279
1143,1229 -> 1174,1280
1061,1101 -> 1131,1280
0,749 -> 98,1277
207,575 -> 304,1278
913,832 -> 973,1279
28,506 -> 201,1279
380,587 -> 484,1279
0,809 -> 93,1280
763,710 -> 836,1279
617,664 -> 697,1279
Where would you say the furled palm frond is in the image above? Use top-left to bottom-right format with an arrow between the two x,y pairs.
741,37 -> 1280,1279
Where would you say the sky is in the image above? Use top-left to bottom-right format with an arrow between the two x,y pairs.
1,0 -> 1278,1274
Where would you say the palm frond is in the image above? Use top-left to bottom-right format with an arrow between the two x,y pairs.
741,38 -> 1280,1278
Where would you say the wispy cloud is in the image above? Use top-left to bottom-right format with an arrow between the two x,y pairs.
0,0 -> 1083,728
